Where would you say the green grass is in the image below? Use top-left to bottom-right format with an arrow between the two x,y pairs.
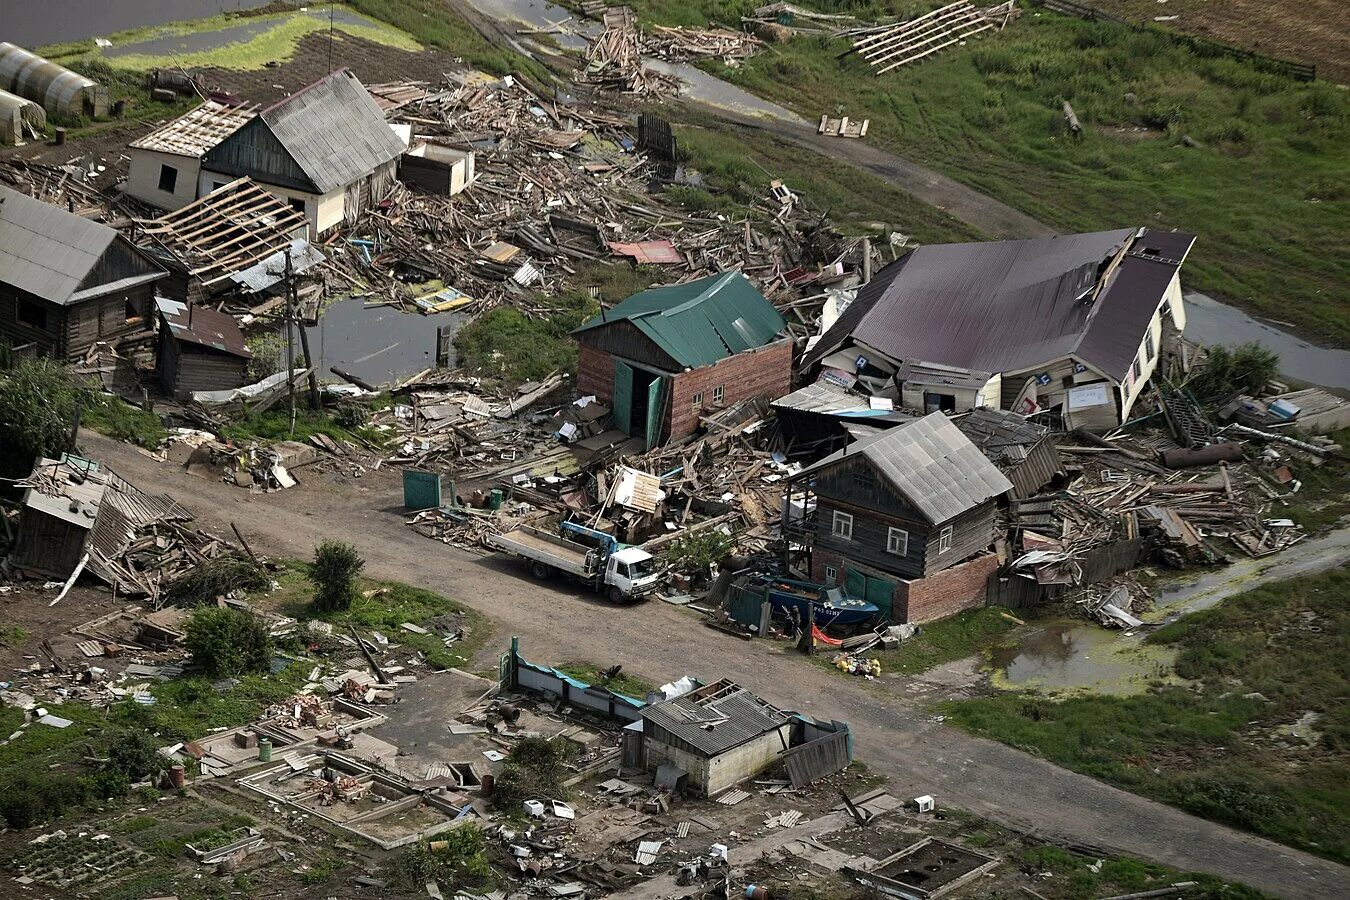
49,5 -> 420,73
0,624 -> 28,647
825,606 -> 1019,676
625,3 -> 1350,345
944,568 -> 1350,864
672,115 -> 983,243
109,666 -> 311,743
555,662 -> 655,698
219,406 -> 377,446
346,0 -> 552,83
1015,845 -> 1269,900
268,564 -> 492,670
81,394 -> 167,448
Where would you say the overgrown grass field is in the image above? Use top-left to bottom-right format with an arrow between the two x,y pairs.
626,1 -> 1350,345
944,568 -> 1350,864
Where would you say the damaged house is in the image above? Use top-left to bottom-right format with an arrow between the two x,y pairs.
786,412 -> 1013,624
124,100 -> 255,210
156,298 -> 252,397
802,228 -> 1194,428
0,186 -> 166,359
639,679 -> 792,797
573,271 -> 791,448
199,69 -> 406,237
953,407 -> 1064,500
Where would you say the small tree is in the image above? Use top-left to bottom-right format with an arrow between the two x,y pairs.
1188,342 -> 1280,400
0,359 -> 85,478
106,730 -> 166,781
668,529 -> 732,583
312,541 -> 364,612
185,608 -> 272,677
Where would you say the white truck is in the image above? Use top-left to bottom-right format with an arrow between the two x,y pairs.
488,521 -> 660,604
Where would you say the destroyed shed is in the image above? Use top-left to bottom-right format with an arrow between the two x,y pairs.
802,228 -> 1194,427
574,271 -> 791,448
199,69 -> 405,236
398,140 -> 475,195
125,100 -> 255,210
156,298 -> 252,396
954,407 -> 1064,500
787,412 -> 1012,624
639,679 -> 792,797
0,185 -> 167,359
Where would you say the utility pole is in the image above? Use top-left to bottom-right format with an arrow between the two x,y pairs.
284,247 -> 297,436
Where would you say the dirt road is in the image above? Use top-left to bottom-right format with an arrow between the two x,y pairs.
82,432 -> 1349,898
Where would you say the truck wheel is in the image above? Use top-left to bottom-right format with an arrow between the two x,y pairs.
530,561 -> 552,580
607,586 -> 626,604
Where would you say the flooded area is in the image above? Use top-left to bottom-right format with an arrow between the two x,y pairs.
106,8 -> 380,59
993,526 -> 1350,695
1184,291 -> 1350,390
301,297 -> 467,389
7,0 -> 271,48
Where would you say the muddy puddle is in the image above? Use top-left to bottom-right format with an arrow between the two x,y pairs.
299,297 -> 467,389
993,527 -> 1350,695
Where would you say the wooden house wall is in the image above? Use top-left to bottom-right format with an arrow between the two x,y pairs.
0,284 -> 67,357
0,282 -> 155,360
920,502 -> 998,576
574,320 -> 680,373
11,509 -> 87,579
201,118 -> 315,193
165,344 -> 249,395
79,236 -> 163,292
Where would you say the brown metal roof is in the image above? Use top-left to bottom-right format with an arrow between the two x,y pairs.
157,298 -> 251,359
803,228 -> 1194,382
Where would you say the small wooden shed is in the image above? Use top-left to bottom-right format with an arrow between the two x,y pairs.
156,298 -> 252,397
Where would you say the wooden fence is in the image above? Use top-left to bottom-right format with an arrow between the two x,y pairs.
1031,0 -> 1316,81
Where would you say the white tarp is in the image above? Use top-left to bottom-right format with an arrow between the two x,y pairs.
191,367 -> 311,406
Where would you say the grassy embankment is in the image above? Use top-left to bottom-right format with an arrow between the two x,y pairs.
619,0 -> 1350,346
944,568 -> 1350,864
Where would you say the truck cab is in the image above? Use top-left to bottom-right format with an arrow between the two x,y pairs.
605,547 -> 660,603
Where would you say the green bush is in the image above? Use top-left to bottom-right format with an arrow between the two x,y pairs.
312,541 -> 365,613
0,359 -> 83,477
397,826 -> 493,889
1186,342 -> 1280,399
185,608 -> 273,677
81,394 -> 166,447
492,737 -> 575,811
668,530 -> 732,580
106,730 -> 167,781
167,558 -> 270,607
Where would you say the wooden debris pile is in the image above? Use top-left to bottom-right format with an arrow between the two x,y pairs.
583,7 -> 680,96
642,25 -> 763,64
0,158 -> 109,213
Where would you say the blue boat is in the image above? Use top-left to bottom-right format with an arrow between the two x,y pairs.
744,574 -> 880,629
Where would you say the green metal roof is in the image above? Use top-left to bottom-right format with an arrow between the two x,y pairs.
574,271 -> 786,369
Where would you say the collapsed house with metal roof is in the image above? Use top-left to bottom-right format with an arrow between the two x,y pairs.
783,412 -> 1013,624
125,100 -> 256,210
801,228 -> 1195,429
199,69 -> 406,237
573,271 -> 792,448
0,42 -> 108,118
0,185 -> 167,359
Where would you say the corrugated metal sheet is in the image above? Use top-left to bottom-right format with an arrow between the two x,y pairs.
642,681 -> 787,756
156,298 -> 251,359
0,88 -> 45,142
0,43 -> 101,116
772,381 -> 912,422
0,185 -> 116,303
803,228 -> 1194,382
799,412 -> 1012,524
574,271 -> 786,369
256,69 -> 405,194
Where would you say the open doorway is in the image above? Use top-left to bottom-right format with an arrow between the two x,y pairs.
613,360 -> 667,448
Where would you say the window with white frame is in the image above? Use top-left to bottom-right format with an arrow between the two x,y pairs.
824,565 -> 837,582
939,525 -> 954,554
712,384 -> 725,405
886,527 -> 909,556
1145,331 -> 1156,362
691,391 -> 704,409
832,511 -> 853,540
1132,356 -> 1143,382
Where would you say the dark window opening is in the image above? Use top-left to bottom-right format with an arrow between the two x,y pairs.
126,299 -> 144,325
17,299 -> 48,330
923,391 -> 956,413
288,197 -> 306,213
157,164 -> 178,193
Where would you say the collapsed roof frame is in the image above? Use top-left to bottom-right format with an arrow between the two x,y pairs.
136,177 -> 310,289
